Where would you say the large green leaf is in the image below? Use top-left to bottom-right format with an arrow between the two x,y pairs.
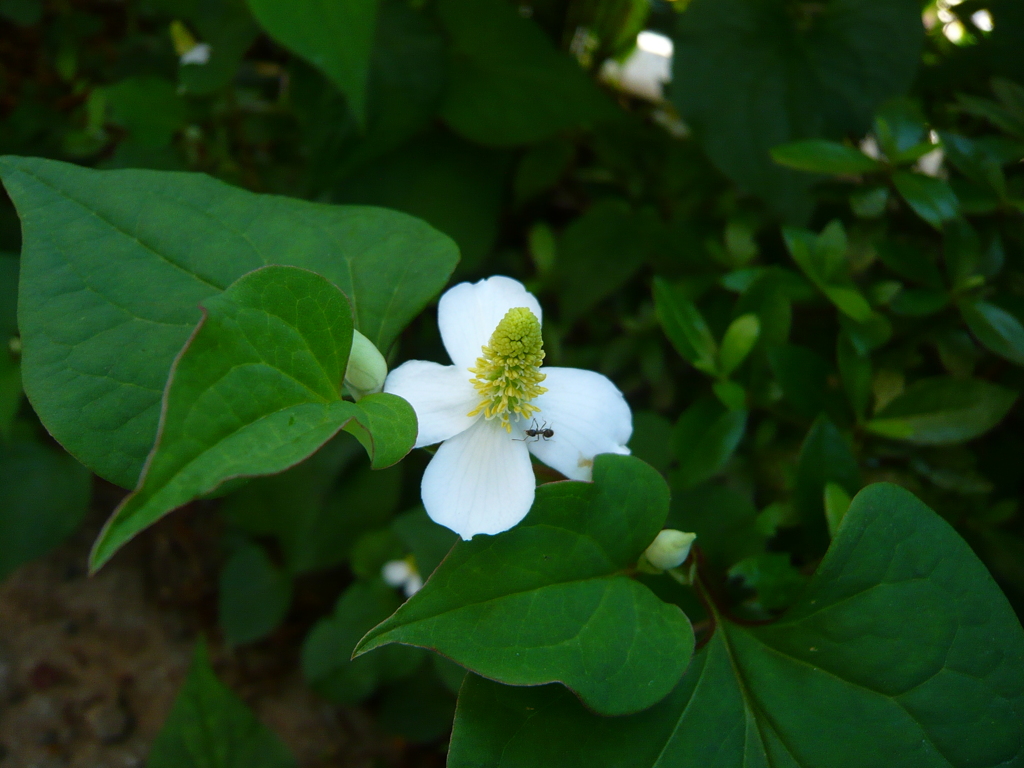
354,455 -> 693,717
0,156 -> 457,488
449,483 -> 1024,767
148,640 -> 296,768
436,0 -> 616,146
671,0 -> 923,219
90,266 -> 417,570
0,436 -> 91,580
866,376 -> 1018,445
246,0 -> 377,124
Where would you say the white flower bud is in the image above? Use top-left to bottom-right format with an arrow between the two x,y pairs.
345,330 -> 388,399
644,529 -> 696,571
381,559 -> 413,588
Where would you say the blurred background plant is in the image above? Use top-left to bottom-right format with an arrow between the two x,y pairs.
1,0 -> 1022,765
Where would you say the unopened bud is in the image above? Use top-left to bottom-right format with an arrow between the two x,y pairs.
345,330 -> 388,399
644,529 -> 696,571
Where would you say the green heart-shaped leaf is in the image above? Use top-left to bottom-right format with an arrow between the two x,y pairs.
449,483 -> 1024,767
354,454 -> 693,716
90,266 -> 417,570
0,156 -> 457,488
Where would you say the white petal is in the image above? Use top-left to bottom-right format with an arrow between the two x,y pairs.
383,360 -> 479,448
525,367 -> 632,481
438,276 -> 543,369
421,417 -> 536,539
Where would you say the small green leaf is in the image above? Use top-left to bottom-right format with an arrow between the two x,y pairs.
302,580 -> 423,705
960,298 -> 1024,366
671,398 -> 746,489
246,0 -> 377,124
148,640 -> 296,768
893,170 -> 959,228
449,484 -> 1024,768
1,437 -> 91,580
89,266 -> 417,571
653,277 -> 718,374
718,313 -> 760,376
771,140 -> 883,174
0,157 -> 455,489
354,455 -> 692,717
866,376 -> 1018,445
219,541 -> 292,646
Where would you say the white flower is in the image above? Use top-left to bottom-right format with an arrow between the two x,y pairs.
382,559 -> 423,598
384,276 -> 632,540
180,42 -> 212,66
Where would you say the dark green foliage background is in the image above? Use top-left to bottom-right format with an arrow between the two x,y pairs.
1,0 -> 1023,764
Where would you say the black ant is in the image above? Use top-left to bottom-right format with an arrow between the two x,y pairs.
515,419 -> 554,442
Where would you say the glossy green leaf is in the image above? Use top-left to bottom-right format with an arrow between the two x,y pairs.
771,140 -> 883,175
219,540 -> 292,646
672,0 -> 923,218
148,640 -> 296,768
837,332 -> 871,422
784,222 -> 874,322
246,0 -> 377,124
0,437 -> 91,580
90,266 -> 417,570
867,376 -> 1018,445
960,298 -> 1024,366
0,156 -> 456,488
302,580 -> 423,705
671,398 -> 746,489
893,170 -> 960,229
653,277 -> 718,374
436,0 -> 615,145
449,484 -> 1024,768
354,455 -> 693,717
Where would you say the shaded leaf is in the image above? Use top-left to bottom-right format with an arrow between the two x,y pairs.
0,437 -> 91,580
219,540 -> 292,646
246,0 -> 377,123
436,0 -> 615,145
893,170 -> 959,228
866,376 -> 1017,445
148,640 -> 296,768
